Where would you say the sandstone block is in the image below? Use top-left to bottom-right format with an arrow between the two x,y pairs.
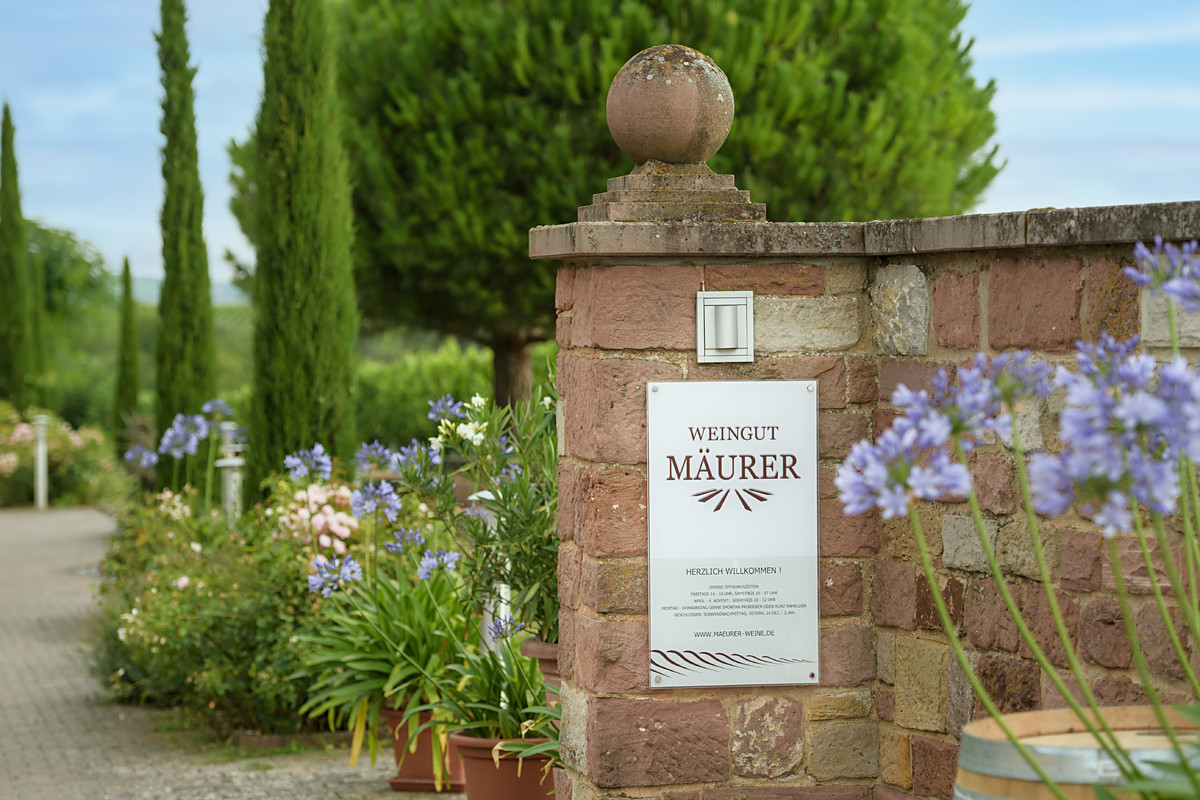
1143,291 -> 1200,347
820,561 -> 864,617
872,560 -> 918,631
988,258 -> 1082,351
826,263 -> 867,296
976,655 -> 1040,714
692,355 -> 846,409
821,499 -> 878,558
558,607 -> 577,682
1081,597 -> 1132,669
941,514 -> 997,573
871,264 -> 929,356
876,690 -> 895,722
1101,536 -> 1176,596
1060,528 -> 1103,592
570,265 -> 701,349
847,357 -> 879,404
755,296 -> 861,352
557,266 -> 576,311
996,396 -> 1046,452
964,579 -> 1020,653
877,630 -> 896,684
574,614 -> 649,693
910,737 -> 957,800
874,788 -> 920,800
808,690 -> 873,720
893,637 -> 948,732
1092,675 -> 1149,706
972,453 -> 1015,515
1018,587 -> 1079,669
560,356 -> 682,464
819,412 -> 871,460
879,728 -> 912,789
878,360 -> 951,400
1085,257 -> 1140,342
581,557 -> 647,614
807,720 -> 879,781
820,626 -> 876,686
997,520 -> 1058,581
931,272 -> 980,350
915,575 -> 965,632
557,314 -> 573,347
732,696 -> 806,779
558,682 -> 589,772
946,654 -> 975,737
559,543 -> 583,609
707,263 -> 824,295
707,788 -> 869,800
587,697 -> 730,787
575,466 -> 648,558
1136,603 -> 1191,681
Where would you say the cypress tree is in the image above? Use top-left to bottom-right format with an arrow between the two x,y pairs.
245,0 -> 359,496
154,0 -> 215,480
29,247 -> 46,408
0,103 -> 31,411
115,258 -> 139,455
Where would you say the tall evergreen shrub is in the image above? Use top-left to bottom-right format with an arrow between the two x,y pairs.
154,0 -> 215,481
29,247 -> 46,407
0,103 -> 31,411
245,0 -> 359,496
115,258 -> 139,454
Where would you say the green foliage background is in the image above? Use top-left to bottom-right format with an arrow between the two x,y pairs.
0,103 -> 32,410
332,0 -> 999,399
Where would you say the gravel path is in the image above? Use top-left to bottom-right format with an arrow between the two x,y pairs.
0,507 -> 462,800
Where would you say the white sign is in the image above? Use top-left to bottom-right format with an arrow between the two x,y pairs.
647,380 -> 819,688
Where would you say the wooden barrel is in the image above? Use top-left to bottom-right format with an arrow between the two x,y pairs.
955,705 -> 1198,800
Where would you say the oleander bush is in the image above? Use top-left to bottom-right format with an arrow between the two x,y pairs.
0,401 -> 133,508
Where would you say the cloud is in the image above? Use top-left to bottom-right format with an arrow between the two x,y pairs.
973,17 -> 1200,57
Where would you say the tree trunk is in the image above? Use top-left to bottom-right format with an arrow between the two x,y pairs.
492,336 -> 532,406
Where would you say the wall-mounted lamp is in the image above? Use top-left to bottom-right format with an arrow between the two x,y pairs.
696,290 -> 754,363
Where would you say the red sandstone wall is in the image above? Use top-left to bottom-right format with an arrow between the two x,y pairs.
536,205 -> 1200,800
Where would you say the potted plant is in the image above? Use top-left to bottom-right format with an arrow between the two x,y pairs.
837,239 -> 1200,798
395,390 -> 561,697
290,441 -> 468,792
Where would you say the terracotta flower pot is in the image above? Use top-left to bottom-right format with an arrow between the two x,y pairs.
449,732 -> 554,800
380,709 -> 466,793
519,638 -> 560,705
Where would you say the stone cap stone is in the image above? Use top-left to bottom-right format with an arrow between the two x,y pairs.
577,161 -> 766,223
530,200 -> 1200,260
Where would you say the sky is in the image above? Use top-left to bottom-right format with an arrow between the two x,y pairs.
0,1 -> 1198,285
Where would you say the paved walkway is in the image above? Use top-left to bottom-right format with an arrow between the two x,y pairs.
0,507 -> 460,800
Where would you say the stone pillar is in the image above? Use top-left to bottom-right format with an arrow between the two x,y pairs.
532,44 -> 878,799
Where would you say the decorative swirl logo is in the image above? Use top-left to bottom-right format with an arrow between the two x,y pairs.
650,649 -> 810,677
692,488 -> 772,512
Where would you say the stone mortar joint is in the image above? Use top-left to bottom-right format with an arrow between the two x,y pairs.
606,44 -> 734,167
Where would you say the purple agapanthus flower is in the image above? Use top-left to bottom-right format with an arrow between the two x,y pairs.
487,615 -> 526,642
351,480 -> 402,522
307,555 -> 363,597
836,415 -> 971,520
284,443 -> 333,481
417,548 -> 463,580
1124,237 -> 1200,311
427,394 -> 465,422
124,444 -> 159,469
384,527 -> 425,553
158,413 -> 210,459
1027,333 -> 1196,536
201,398 -> 233,418
355,440 -> 397,473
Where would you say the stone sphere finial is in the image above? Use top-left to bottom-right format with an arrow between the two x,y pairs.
606,44 -> 734,166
